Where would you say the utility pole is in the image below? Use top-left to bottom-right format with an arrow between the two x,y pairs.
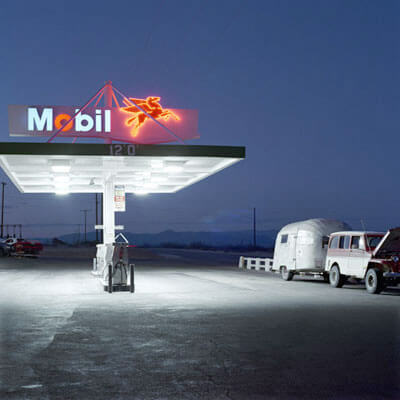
77,224 -> 81,245
80,209 -> 90,243
253,207 -> 256,249
95,194 -> 99,243
1,182 -> 6,238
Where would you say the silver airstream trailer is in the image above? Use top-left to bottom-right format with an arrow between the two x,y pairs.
271,218 -> 351,281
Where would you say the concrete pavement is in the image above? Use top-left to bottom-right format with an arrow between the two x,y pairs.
0,248 -> 399,399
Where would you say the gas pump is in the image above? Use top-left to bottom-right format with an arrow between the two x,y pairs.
93,234 -> 135,293
91,176 -> 136,293
105,242 -> 134,292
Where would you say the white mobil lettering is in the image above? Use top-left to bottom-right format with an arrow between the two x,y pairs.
75,109 -> 111,132
27,107 -> 111,133
95,109 -> 102,131
104,110 -> 111,133
75,109 -> 94,132
28,108 -> 53,131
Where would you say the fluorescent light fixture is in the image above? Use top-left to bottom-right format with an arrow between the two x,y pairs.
54,178 -> 70,194
165,166 -> 183,173
151,175 -> 167,183
133,176 -> 144,182
50,160 -> 71,173
53,175 -> 70,183
134,189 -> 148,195
52,165 -> 70,173
151,160 -> 164,168
143,182 -> 158,189
164,161 -> 185,173
55,186 -> 70,195
135,171 -> 151,178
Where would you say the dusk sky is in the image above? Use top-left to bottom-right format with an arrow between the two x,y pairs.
0,0 -> 399,239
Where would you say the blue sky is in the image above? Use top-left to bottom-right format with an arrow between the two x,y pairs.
0,0 -> 399,238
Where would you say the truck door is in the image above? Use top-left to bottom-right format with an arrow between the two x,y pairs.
348,235 -> 369,278
337,235 -> 351,274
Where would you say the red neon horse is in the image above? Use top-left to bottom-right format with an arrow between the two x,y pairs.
120,96 -> 180,137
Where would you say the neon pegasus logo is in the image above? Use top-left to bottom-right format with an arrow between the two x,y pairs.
120,96 -> 180,137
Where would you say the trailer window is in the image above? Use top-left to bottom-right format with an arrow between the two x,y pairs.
329,236 -> 339,248
322,236 -> 329,248
280,234 -> 288,244
339,236 -> 350,249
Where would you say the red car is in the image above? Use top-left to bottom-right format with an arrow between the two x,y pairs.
6,238 -> 43,255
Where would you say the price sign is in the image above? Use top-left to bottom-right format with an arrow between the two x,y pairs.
114,185 -> 126,212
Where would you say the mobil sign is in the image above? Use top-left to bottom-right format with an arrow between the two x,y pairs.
8,96 -> 199,144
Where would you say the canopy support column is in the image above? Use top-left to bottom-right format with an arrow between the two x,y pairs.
103,175 -> 115,245
92,175 -> 116,278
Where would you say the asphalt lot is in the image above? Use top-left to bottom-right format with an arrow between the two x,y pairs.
0,247 -> 399,399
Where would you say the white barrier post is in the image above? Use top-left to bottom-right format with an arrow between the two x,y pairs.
238,256 -> 274,271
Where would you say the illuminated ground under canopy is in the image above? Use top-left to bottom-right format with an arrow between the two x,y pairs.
0,143 -> 245,194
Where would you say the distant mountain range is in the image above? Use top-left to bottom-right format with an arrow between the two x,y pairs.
48,229 -> 278,248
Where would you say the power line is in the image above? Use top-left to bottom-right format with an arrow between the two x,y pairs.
130,0 -> 167,78
162,0 -> 244,81
159,3 -> 209,77
253,207 -> 256,248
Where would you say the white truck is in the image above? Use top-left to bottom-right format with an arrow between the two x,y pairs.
325,228 -> 400,294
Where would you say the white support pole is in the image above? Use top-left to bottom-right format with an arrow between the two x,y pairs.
103,176 -> 115,244
104,81 -> 113,145
93,174 -> 117,281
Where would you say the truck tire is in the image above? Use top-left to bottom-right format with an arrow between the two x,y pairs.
329,265 -> 345,288
365,268 -> 383,294
281,266 -> 294,281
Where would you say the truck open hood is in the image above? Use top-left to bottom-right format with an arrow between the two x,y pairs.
373,227 -> 400,258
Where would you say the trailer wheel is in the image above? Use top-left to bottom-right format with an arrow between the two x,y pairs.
365,268 -> 383,294
329,265 -> 345,288
281,266 -> 294,281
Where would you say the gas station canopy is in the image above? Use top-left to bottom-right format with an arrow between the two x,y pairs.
2,82 -> 247,292
0,142 -> 245,195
